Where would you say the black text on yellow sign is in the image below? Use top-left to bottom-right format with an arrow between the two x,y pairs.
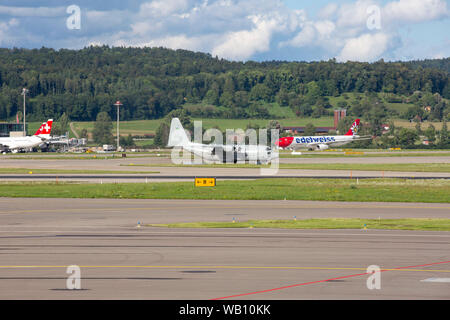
194,178 -> 216,187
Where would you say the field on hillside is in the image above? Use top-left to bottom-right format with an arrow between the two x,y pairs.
69,117 -> 335,137
25,91 -> 447,138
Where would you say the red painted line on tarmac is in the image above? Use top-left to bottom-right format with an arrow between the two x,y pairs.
211,260 -> 450,300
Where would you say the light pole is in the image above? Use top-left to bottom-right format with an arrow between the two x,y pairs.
21,88 -> 29,135
114,100 -> 123,151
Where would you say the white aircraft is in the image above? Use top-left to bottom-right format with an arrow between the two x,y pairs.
0,119 -> 53,153
276,119 -> 369,151
167,118 -> 277,164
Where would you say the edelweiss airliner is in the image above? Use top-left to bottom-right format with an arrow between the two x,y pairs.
276,119 -> 369,151
0,119 -> 53,153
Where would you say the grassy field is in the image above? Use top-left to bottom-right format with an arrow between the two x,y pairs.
71,120 -> 160,137
393,120 -> 446,130
277,163 -> 450,172
0,179 -> 449,203
149,218 -> 450,231
325,92 -> 444,117
279,151 -> 450,158
69,117 -> 335,137
123,162 -> 450,173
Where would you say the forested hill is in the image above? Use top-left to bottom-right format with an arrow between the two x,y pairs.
406,58 -> 450,73
0,46 -> 448,122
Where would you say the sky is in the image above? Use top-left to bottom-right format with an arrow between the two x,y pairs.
0,0 -> 448,62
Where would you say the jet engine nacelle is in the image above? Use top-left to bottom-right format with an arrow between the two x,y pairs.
317,144 -> 329,151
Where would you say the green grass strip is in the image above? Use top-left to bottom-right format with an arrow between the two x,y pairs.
0,179 -> 449,203
279,152 -> 450,158
123,163 -> 450,173
148,218 -> 450,231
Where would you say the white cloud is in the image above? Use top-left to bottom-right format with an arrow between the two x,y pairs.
0,18 -> 19,45
383,0 -> 449,24
281,0 -> 448,62
337,32 -> 392,62
139,0 -> 192,17
314,20 -> 336,38
211,9 -> 307,60
128,34 -> 209,52
281,19 -> 336,49
212,15 -> 276,60
336,0 -> 377,29
283,23 -> 315,47
109,1 -> 306,61
318,3 -> 339,19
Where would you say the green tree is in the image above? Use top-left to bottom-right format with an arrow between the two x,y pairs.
233,91 -> 249,108
439,120 -> 449,147
219,92 -> 234,108
154,109 -> 193,147
120,134 -> 135,148
275,88 -> 289,106
414,119 -> 422,135
80,128 -> 88,142
154,122 -> 169,147
249,84 -> 271,101
58,112 -> 70,136
204,88 -> 219,105
424,124 -> 436,144
405,105 -> 424,120
311,105 -> 326,118
93,112 -> 114,145
395,128 -> 419,148
367,103 -> 388,136
303,123 -> 316,136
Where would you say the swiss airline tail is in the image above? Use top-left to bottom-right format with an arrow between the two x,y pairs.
345,119 -> 360,136
34,119 -> 53,136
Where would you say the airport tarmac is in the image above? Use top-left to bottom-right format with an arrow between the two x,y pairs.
1,154 -> 449,171
0,198 -> 449,299
1,154 -> 449,181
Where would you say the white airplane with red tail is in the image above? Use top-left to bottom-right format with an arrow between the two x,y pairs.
276,119 -> 370,151
0,119 -> 53,153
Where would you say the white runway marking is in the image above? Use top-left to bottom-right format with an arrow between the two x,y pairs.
421,278 -> 450,283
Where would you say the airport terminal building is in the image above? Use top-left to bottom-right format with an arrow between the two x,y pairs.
0,123 -> 26,137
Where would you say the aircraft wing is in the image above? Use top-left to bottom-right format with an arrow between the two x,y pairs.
0,142 -> 15,149
353,135 -> 372,141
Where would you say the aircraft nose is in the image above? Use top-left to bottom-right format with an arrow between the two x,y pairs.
276,137 -> 293,148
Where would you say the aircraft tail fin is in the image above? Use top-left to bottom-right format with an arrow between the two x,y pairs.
345,119 -> 360,136
167,118 -> 191,147
34,119 -> 53,137
34,122 -> 46,136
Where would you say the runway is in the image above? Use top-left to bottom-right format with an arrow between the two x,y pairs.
0,198 -> 449,299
